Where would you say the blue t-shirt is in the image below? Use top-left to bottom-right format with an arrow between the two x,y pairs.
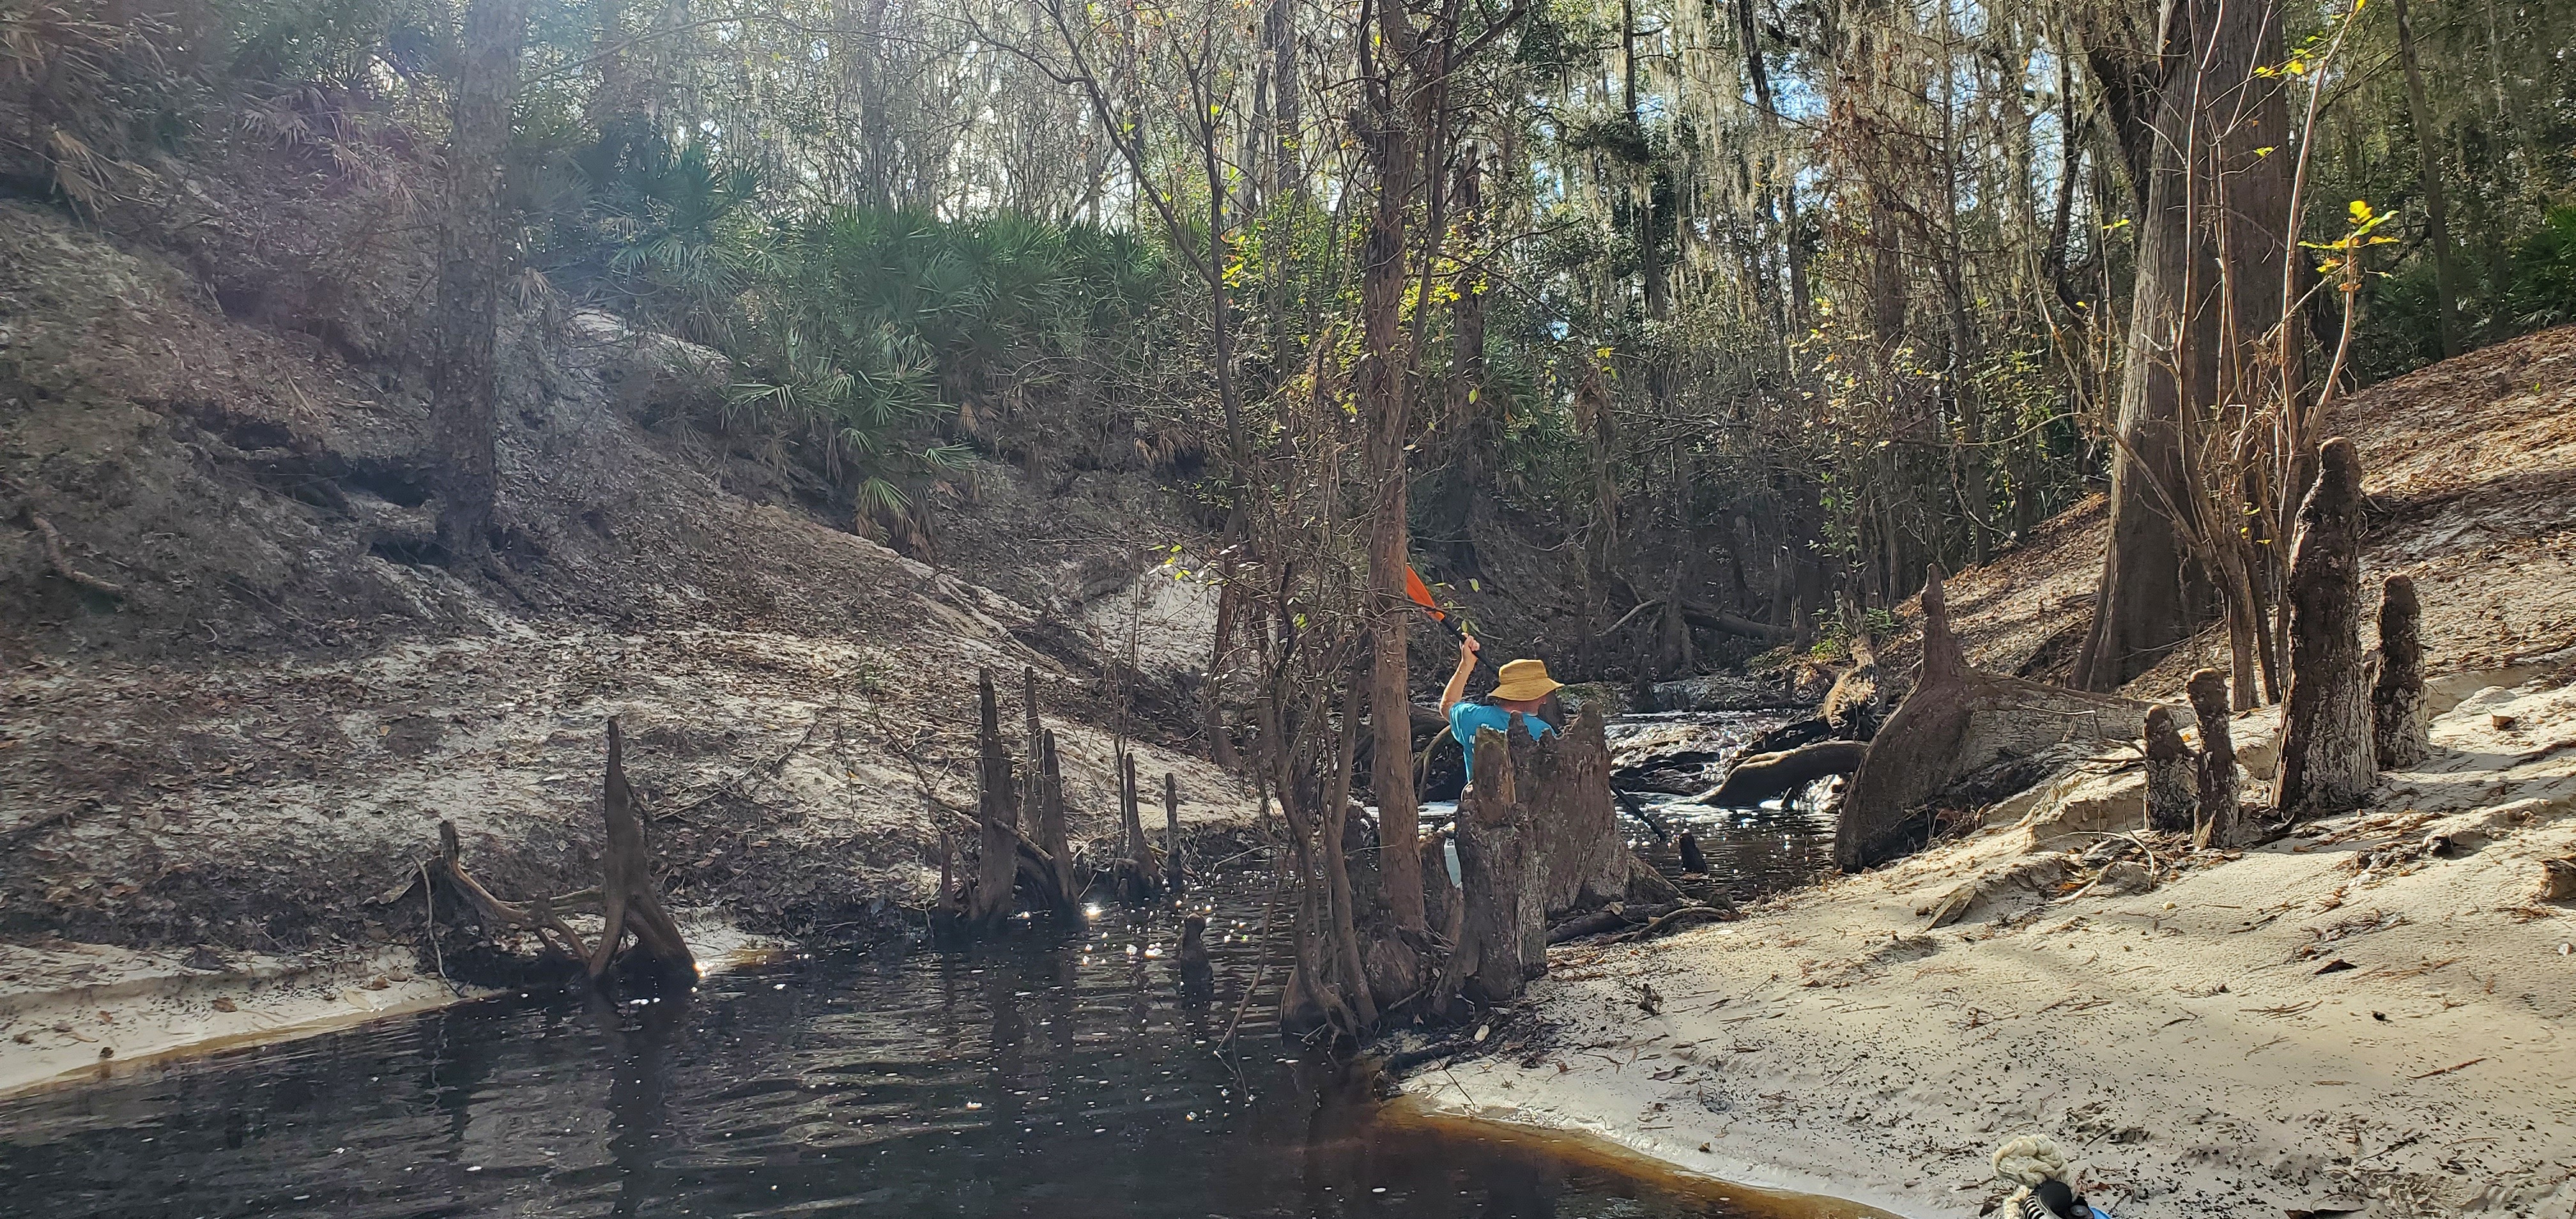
1448,702 -> 1554,751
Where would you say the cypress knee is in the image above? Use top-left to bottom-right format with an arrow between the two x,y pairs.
2186,669 -> 2241,847
970,671 -> 1022,931
2142,706 -> 2196,832
2372,574 -> 2430,769
2274,439 -> 2376,823
1676,829 -> 1708,875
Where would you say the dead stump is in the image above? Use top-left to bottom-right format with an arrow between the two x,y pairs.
2373,574 -> 2431,770
1835,567 -> 2153,870
2274,439 -> 2375,824
1451,721 -> 1545,1004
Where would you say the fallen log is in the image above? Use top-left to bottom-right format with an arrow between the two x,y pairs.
1833,567 -> 2154,870
1680,601 -> 1797,645
1696,740 -> 1867,807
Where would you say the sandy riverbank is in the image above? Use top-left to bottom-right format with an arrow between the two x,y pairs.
1407,671 -> 2576,1218
0,921 -> 781,1099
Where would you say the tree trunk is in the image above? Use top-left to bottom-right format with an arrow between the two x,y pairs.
428,0 -> 533,567
2143,705 -> 2196,832
2390,0 -> 2462,358
1358,36 -> 1427,935
2186,668 -> 2242,845
2274,440 -> 2375,822
2074,0 -> 2292,690
2373,573 -> 2430,769
1163,772 -> 1184,893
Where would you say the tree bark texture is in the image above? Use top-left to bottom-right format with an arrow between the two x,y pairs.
2373,573 -> 2430,769
1452,722 -> 1543,1004
1359,51 -> 1427,933
971,671 -> 1021,930
429,0 -> 533,565
1035,730 -> 1077,916
2273,439 -> 2375,822
2186,668 -> 2242,845
2073,0 -> 2292,690
1446,706 -> 1675,1003
1837,567 -> 2152,870
2143,705 -> 2196,832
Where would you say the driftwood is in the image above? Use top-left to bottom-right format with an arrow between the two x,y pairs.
2373,574 -> 2430,769
426,820 -> 590,961
1834,567 -> 2153,870
2186,668 -> 2242,847
413,720 -> 693,979
2143,707 -> 2195,832
26,512 -> 126,598
1680,600 -> 1797,644
1544,897 -> 1728,944
969,671 -> 1021,931
2274,439 -> 2375,823
1697,740 -> 1867,807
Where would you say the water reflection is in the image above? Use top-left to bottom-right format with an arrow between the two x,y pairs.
2,889 -> 1818,1219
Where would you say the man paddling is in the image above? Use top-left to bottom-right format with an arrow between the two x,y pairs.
1439,635 -> 1562,752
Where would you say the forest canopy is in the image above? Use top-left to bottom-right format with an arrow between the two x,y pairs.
4,0 -> 2572,674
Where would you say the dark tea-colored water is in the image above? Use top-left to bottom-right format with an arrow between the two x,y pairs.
0,709 -> 1858,1219
0,887 -> 1826,1219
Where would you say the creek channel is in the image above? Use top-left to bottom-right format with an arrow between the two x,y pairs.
0,714 -> 1848,1219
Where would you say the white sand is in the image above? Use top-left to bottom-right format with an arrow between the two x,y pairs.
1412,678 -> 2576,1218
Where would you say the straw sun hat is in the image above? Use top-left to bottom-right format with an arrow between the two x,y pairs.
1489,658 -> 1563,703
